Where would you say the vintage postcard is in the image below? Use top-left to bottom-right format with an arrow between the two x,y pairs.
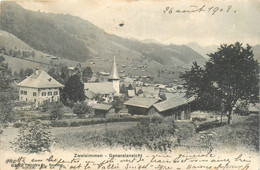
0,0 -> 259,169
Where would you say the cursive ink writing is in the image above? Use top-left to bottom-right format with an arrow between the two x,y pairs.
163,4 -> 236,15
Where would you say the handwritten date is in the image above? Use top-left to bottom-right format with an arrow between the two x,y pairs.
163,5 -> 236,15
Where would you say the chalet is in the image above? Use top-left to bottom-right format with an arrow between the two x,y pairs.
135,86 -> 160,99
17,69 -> 64,107
124,97 -> 160,115
152,94 -> 195,120
91,103 -> 113,117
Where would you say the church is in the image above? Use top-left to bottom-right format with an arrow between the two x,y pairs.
84,56 -> 120,103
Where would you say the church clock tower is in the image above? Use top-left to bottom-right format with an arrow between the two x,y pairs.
108,56 -> 120,95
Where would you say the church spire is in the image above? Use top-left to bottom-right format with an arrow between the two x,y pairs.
108,56 -> 119,80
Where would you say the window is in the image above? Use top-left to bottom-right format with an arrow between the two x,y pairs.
23,91 -> 27,95
48,92 -> 52,96
26,98 -> 28,102
33,92 -> 37,96
34,99 -> 36,102
42,92 -> 46,96
20,90 -> 23,94
54,91 -> 58,95
21,97 -> 23,100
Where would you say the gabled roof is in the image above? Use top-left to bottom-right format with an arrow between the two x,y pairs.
18,70 -> 64,88
84,82 -> 115,94
153,93 -> 195,112
124,97 -> 160,108
248,103 -> 260,112
92,103 -> 112,110
108,56 -> 119,80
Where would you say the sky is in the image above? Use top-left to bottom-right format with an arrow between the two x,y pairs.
11,0 -> 260,46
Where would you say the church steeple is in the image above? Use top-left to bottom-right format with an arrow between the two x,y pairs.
108,56 -> 120,95
108,56 -> 119,80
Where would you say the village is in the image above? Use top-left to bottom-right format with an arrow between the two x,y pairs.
0,47 -> 259,155
0,2 -> 259,160
14,55 -> 201,121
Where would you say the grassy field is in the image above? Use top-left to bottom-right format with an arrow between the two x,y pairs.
0,121 -> 138,152
178,114 -> 259,153
0,114 -> 258,153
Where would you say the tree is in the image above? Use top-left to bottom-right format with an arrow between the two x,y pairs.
0,91 -> 15,126
31,50 -> 35,61
112,96 -> 126,113
0,56 -> 5,63
82,67 -> 93,82
181,42 -> 259,124
127,84 -> 133,90
60,66 -> 69,83
73,102 -> 90,118
49,102 -> 65,120
120,84 -> 128,94
12,120 -> 53,153
61,74 -> 86,103
24,68 -> 33,77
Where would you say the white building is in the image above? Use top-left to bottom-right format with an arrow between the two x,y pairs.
84,82 -> 115,103
84,56 -> 120,102
108,56 -> 120,95
17,69 -> 64,107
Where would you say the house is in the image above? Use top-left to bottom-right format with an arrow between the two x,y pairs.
248,103 -> 260,114
152,94 -> 195,120
135,86 -> 160,98
17,69 -> 64,107
127,90 -> 136,97
234,103 -> 260,115
51,57 -> 58,60
91,103 -> 113,117
124,97 -> 160,115
84,82 -> 115,103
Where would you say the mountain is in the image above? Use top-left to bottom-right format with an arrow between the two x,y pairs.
188,42 -> 218,59
0,2 -> 205,64
0,29 -> 80,72
0,2 -> 208,84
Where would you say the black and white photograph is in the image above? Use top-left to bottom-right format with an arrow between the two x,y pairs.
0,0 -> 259,169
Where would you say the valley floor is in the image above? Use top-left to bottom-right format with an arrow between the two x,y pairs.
0,114 -> 258,154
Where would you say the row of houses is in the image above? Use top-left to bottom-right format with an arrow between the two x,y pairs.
16,56 -> 198,120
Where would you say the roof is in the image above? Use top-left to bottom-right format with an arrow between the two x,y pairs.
153,93 -> 195,112
84,82 -> 115,94
136,86 -> 159,95
128,90 -> 136,97
18,70 -> 64,88
108,56 -> 120,80
85,91 -> 94,99
92,103 -> 112,110
124,97 -> 160,108
248,103 -> 260,112
165,93 -> 175,99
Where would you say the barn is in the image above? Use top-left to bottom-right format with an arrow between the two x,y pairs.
152,94 -> 196,120
91,103 -> 113,117
124,97 -> 160,115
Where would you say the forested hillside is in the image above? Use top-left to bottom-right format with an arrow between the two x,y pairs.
0,2 -> 205,66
